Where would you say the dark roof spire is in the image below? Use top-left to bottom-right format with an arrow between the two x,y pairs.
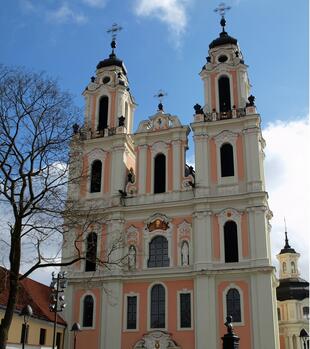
279,219 -> 297,254
209,3 -> 237,49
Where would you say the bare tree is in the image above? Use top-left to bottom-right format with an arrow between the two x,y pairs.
0,65 -> 127,349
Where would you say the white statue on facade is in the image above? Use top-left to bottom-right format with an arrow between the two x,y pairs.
181,241 -> 189,266
128,245 -> 136,270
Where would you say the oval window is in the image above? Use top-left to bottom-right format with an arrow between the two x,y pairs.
102,76 -> 111,84
218,55 -> 228,63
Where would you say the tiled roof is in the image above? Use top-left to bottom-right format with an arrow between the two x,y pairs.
0,267 -> 66,326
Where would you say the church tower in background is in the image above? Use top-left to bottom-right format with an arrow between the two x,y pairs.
62,10 -> 280,349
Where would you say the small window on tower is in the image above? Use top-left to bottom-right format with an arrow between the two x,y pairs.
291,261 -> 296,273
283,262 -> 287,273
154,153 -> 166,194
90,160 -> 102,193
102,76 -> 110,84
218,55 -> 228,63
303,307 -> 309,320
224,221 -> 239,263
218,76 -> 231,112
220,143 -> 234,177
98,96 -> 109,131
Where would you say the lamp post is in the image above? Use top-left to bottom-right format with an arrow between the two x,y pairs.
49,271 -> 67,349
20,305 -> 33,349
300,329 -> 309,349
70,322 -> 81,349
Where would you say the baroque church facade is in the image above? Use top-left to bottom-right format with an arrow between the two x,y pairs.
62,16 -> 281,349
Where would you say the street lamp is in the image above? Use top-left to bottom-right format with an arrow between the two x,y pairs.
300,329 -> 309,349
20,305 -> 33,349
49,271 -> 67,349
70,322 -> 81,349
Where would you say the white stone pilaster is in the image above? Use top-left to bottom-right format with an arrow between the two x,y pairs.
250,273 -> 279,349
172,140 -> 181,191
194,134 -> 210,193
111,146 -> 126,195
138,145 -> 148,194
193,211 -> 212,269
102,281 -> 123,349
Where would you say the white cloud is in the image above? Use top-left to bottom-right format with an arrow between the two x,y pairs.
81,0 -> 107,8
264,117 -> 310,279
134,0 -> 190,42
48,3 -> 88,24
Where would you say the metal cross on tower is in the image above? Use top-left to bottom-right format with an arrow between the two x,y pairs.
214,2 -> 231,32
154,89 -> 168,111
214,2 -> 231,18
107,23 -> 123,41
107,23 -> 123,55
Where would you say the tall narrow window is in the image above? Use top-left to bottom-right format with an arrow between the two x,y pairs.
218,76 -> 231,112
224,221 -> 239,263
39,328 -> 46,345
148,236 -> 169,268
220,143 -> 234,177
127,296 -> 137,329
226,288 -> 241,322
283,262 -> 287,273
291,261 -> 296,273
277,308 -> 281,321
154,153 -> 166,194
90,160 -> 102,193
150,284 -> 165,328
85,232 -> 97,272
180,293 -> 191,328
98,96 -> 109,131
83,295 -> 94,327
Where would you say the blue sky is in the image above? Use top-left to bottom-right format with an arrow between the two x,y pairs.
1,0 -> 308,128
0,0 -> 309,282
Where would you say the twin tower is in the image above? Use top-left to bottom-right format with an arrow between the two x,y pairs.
63,16 -> 279,349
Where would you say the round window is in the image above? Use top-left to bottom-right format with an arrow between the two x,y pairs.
218,55 -> 228,63
102,76 -> 111,84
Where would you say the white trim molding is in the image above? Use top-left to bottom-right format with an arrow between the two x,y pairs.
79,291 -> 97,330
147,282 -> 168,332
123,292 -> 140,332
214,130 -> 239,186
217,209 -> 243,263
177,289 -> 194,331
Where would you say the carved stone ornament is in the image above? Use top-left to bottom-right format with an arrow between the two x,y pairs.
87,148 -> 107,163
214,130 -> 238,146
177,220 -> 192,241
126,225 -> 139,245
136,113 -> 182,133
145,213 -> 171,232
133,331 -> 180,349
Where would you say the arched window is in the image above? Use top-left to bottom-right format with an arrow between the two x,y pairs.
218,76 -> 231,112
283,262 -> 287,273
98,96 -> 109,131
220,143 -> 234,177
150,284 -> 166,328
148,236 -> 169,268
83,295 -> 94,327
291,261 -> 296,273
224,221 -> 239,263
85,233 -> 97,272
154,153 -> 166,194
226,288 -> 241,322
90,160 -> 102,193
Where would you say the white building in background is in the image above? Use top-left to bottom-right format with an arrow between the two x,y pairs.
277,231 -> 309,349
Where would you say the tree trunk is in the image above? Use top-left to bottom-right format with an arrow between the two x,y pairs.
0,224 -> 21,349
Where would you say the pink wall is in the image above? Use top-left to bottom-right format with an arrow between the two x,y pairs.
121,280 -> 195,349
241,213 -> 250,258
210,138 -> 218,184
237,135 -> 245,181
212,215 -> 220,261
